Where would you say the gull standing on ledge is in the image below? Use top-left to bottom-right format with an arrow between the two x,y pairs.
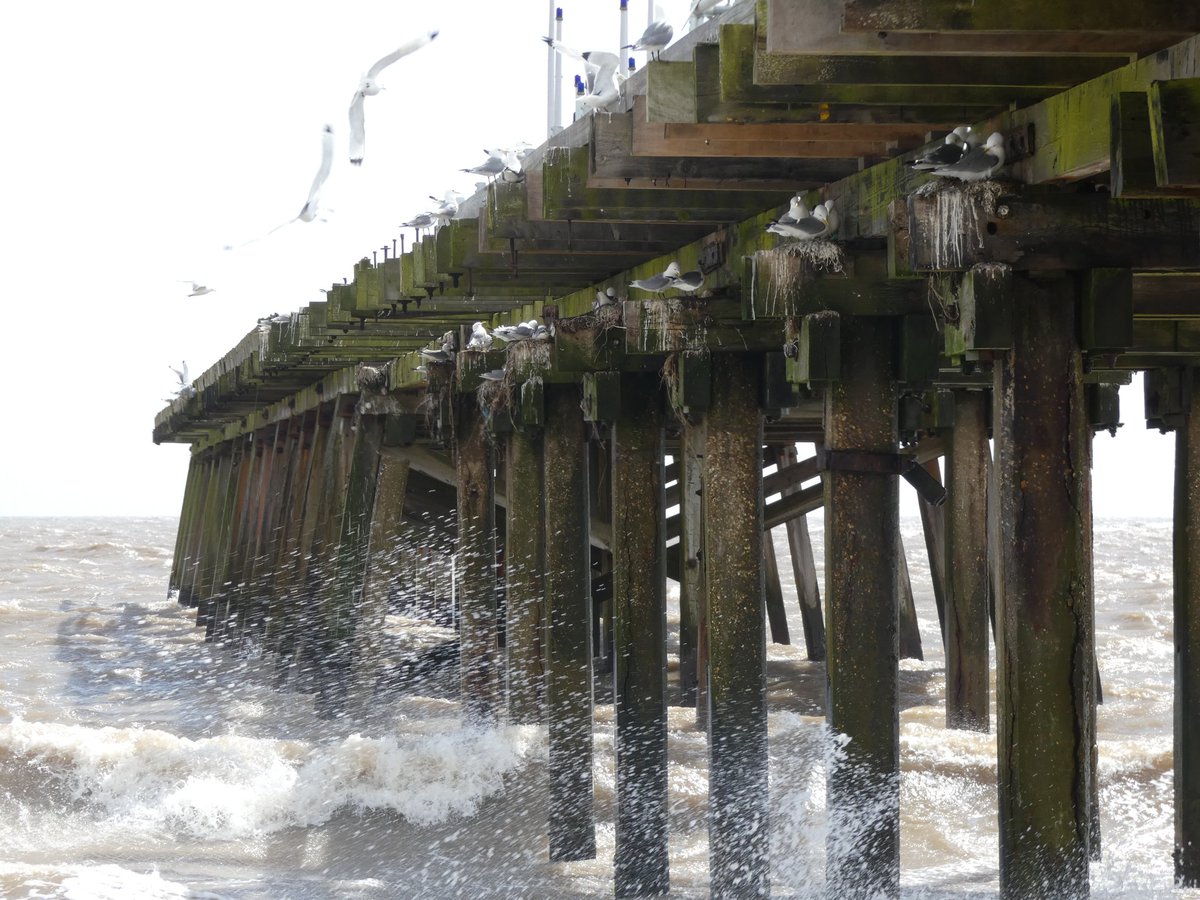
467,321 -> 493,351
909,126 -> 973,170
623,21 -> 673,60
630,261 -> 681,296
767,204 -> 828,240
349,30 -> 439,166
932,131 -> 1006,182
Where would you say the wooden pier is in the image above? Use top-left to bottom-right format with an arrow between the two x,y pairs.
156,2 -> 1200,896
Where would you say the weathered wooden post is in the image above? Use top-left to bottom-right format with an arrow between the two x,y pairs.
170,454 -> 203,600
506,425 -> 546,724
355,444 -> 411,700
453,390 -> 499,726
610,373 -> 669,897
917,459 -> 949,643
680,416 -> 707,718
266,416 -> 316,656
824,314 -> 900,899
1175,367 -> 1200,885
896,532 -> 923,660
993,272 -> 1095,898
764,525 -> 792,645
194,443 -> 236,634
319,412 -> 383,715
776,444 -> 824,661
704,353 -> 768,897
945,389 -> 991,731
175,451 -> 212,607
543,382 -> 596,861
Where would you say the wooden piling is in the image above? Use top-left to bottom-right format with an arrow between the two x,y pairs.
824,315 -> 900,899
777,445 -> 825,661
176,452 -> 212,607
543,382 -> 596,861
917,459 -> 949,644
356,447 -> 411,700
993,275 -> 1095,899
897,532 -> 923,660
611,374 -> 669,897
454,394 -> 499,726
680,416 -> 708,724
764,525 -> 792,645
704,353 -> 769,898
1176,368 -> 1200,885
169,454 -> 203,600
945,390 -> 991,731
506,427 -> 546,724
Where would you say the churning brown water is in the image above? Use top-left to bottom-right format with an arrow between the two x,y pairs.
0,515 -> 1192,898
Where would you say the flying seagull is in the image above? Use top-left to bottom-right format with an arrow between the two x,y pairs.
543,38 -> 621,112
224,124 -> 334,249
630,261 -> 681,296
932,131 -> 1006,182
180,281 -> 214,297
909,126 -> 973,170
623,21 -> 673,60
349,30 -> 439,165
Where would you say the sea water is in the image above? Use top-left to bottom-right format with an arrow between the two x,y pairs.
0,516 -> 1191,898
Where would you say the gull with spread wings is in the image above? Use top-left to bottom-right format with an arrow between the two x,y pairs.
349,30 -> 439,165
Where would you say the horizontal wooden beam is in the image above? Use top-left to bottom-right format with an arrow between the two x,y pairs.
841,0 -> 1200,33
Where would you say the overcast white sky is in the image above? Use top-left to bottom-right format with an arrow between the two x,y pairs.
0,1 -> 1176,518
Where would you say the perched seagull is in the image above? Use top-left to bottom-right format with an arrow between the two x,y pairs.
909,126 -> 973,170
543,38 -> 621,112
462,148 -> 523,183
670,269 -> 704,294
776,194 -> 811,228
594,286 -> 618,310
932,131 -> 1006,182
402,212 -> 436,238
466,321 -> 493,351
821,200 -> 840,236
429,191 -> 461,227
349,30 -> 439,165
480,369 -> 507,382
224,124 -> 334,249
180,281 -> 214,297
531,323 -> 551,341
623,21 -> 673,59
767,204 -> 829,240
630,261 -> 682,296
493,319 -> 538,343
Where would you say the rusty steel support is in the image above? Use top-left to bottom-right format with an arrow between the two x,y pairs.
825,315 -> 900,899
994,276 -> 1096,899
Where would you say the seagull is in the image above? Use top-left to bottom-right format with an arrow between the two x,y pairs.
594,286 -> 618,310
931,131 -> 1006,182
670,269 -> 704,293
480,369 -> 507,382
429,191 -> 461,227
531,323 -> 551,341
776,194 -> 811,227
402,212 -> 436,238
543,38 -> 621,112
821,200 -> 840,236
909,126 -> 973,170
349,30 -> 439,165
690,0 -> 731,18
462,148 -> 523,182
630,261 -> 681,296
466,321 -> 493,351
224,124 -> 334,249
767,204 -> 829,240
493,319 -> 538,343
180,281 -> 214,297
169,361 -> 189,387
623,21 -> 673,59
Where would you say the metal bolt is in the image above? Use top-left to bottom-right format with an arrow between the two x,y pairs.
996,204 -> 1010,218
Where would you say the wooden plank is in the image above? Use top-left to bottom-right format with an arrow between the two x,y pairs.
1110,91 -> 1161,198
1153,79 -> 1200,194
768,0 -> 1170,56
902,189 -> 1200,273
842,0 -> 1200,33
